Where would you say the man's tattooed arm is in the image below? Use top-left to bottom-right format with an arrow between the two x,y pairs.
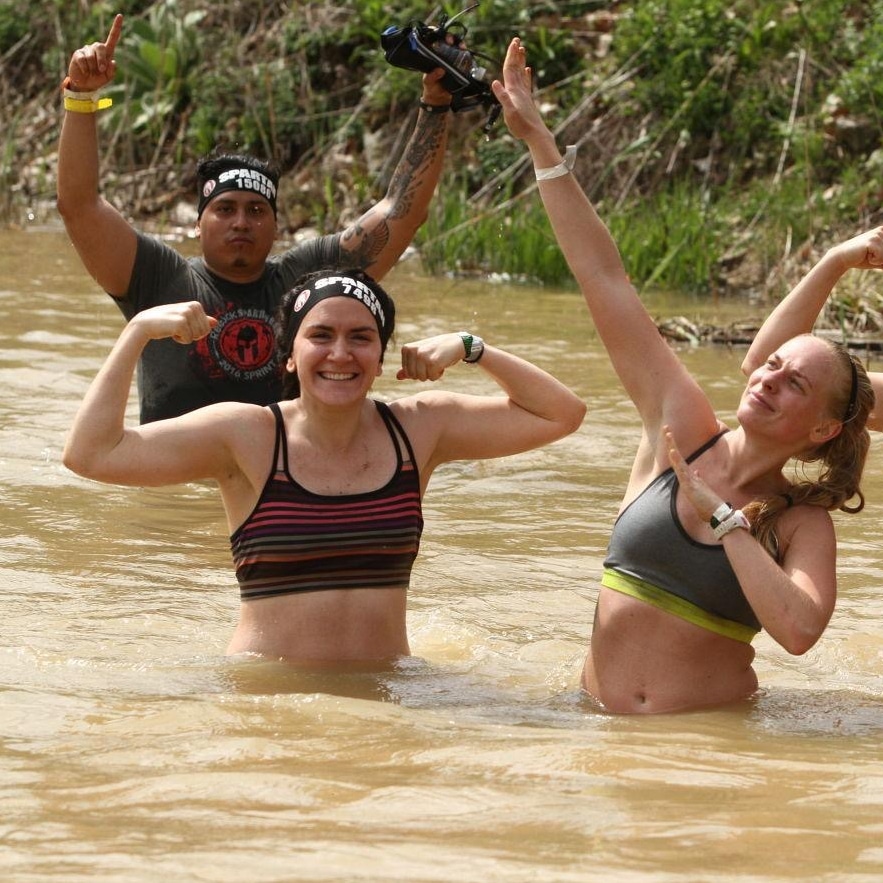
339,107 -> 449,280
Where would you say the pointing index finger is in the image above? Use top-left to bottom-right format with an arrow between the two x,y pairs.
105,14 -> 123,56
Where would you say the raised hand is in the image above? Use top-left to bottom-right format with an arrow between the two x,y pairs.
831,225 -> 883,272
490,37 -> 546,143
66,13 -> 123,92
664,425 -> 725,523
421,67 -> 454,106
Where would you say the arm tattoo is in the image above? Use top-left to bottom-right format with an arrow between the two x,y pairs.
340,111 -> 448,268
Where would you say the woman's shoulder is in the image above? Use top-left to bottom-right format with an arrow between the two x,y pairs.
176,402 -> 279,446
779,497 -> 835,525
772,498 -> 835,556
190,400 -> 277,421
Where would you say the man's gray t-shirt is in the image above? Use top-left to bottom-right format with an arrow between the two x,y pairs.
116,231 -> 342,422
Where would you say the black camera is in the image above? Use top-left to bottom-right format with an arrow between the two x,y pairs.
381,3 -> 501,131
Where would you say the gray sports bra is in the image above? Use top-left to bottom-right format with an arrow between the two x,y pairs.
602,432 -> 761,643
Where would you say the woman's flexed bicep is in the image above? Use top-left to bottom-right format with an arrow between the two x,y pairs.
62,303 -> 233,487
392,341 -> 585,474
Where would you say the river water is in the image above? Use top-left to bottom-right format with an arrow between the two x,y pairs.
1,227 -> 882,882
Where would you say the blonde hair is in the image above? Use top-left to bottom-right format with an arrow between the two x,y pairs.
744,341 -> 874,559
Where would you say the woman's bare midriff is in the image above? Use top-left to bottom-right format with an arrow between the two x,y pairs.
582,587 -> 758,714
226,587 -> 410,664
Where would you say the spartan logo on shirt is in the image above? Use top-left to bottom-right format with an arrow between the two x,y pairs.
191,306 -> 279,382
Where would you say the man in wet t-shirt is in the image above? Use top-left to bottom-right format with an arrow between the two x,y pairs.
57,14 -> 453,422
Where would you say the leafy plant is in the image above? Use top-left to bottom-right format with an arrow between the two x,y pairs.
5,0 -> 883,314
107,0 -> 206,154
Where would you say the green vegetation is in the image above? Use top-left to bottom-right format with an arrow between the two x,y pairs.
4,0 -> 883,327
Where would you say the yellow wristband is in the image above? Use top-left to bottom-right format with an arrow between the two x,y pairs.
63,95 -> 113,113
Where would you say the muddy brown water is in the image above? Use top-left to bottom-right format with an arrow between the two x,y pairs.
2,227 -> 882,882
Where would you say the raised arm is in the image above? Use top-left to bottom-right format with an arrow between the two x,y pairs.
491,38 -> 717,450
394,332 -> 585,471
744,226 -> 883,370
742,226 -> 883,429
56,13 -> 138,297
338,72 -> 451,279
63,303 -> 249,488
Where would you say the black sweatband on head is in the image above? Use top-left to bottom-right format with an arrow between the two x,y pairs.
198,165 -> 278,218
292,274 -> 390,339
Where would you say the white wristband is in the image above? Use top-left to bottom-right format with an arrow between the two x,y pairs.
63,87 -> 101,101
712,508 -> 750,540
709,501 -> 734,530
535,144 -> 578,181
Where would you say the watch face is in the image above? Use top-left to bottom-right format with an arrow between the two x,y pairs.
710,504 -> 732,528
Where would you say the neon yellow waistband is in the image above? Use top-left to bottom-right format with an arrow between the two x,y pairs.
601,567 -> 759,644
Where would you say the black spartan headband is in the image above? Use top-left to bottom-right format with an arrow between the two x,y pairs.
292,275 -> 391,340
197,166 -> 278,218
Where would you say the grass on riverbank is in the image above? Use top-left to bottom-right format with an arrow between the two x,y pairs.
4,0 -> 883,330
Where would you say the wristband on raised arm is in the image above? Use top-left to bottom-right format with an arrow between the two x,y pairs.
535,145 -> 578,181
60,76 -> 113,113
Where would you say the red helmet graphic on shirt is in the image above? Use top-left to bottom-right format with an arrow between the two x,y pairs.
191,306 -> 279,382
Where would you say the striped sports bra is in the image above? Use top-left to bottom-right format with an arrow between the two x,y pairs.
231,401 -> 423,601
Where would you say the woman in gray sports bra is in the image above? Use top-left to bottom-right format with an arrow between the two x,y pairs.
495,38 -> 875,713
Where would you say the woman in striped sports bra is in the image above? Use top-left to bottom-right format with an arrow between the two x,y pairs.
64,269 -> 586,666
494,39 -> 875,713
